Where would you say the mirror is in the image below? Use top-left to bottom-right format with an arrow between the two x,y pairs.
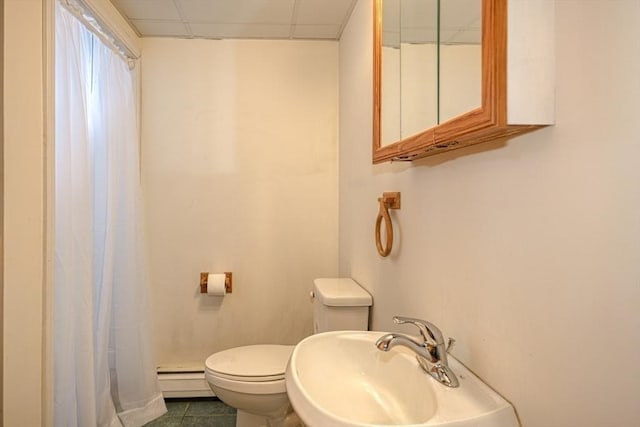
380,0 -> 438,145
439,0 -> 482,122
374,0 -> 484,160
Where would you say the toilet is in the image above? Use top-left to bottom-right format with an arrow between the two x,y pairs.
205,278 -> 372,427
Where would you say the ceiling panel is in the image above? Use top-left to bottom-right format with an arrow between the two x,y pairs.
293,24 -> 342,40
190,23 -> 292,39
130,20 -> 189,37
116,0 -> 181,20
110,0 -> 358,40
296,0 -> 355,25
178,0 -> 295,24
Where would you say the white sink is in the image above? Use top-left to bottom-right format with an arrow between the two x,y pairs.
285,331 -> 519,427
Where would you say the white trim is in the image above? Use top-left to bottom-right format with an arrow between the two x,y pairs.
157,372 -> 216,398
43,0 -> 56,424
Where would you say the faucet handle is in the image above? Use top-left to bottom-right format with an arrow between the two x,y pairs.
446,337 -> 456,353
393,316 -> 444,345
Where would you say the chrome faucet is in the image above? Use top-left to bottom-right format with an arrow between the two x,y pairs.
375,316 -> 459,388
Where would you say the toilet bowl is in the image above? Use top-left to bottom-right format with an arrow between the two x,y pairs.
205,278 -> 372,427
204,344 -> 295,427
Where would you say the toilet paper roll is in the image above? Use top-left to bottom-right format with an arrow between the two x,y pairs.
207,273 -> 227,296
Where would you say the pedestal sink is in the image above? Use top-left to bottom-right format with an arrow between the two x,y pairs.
285,331 -> 519,427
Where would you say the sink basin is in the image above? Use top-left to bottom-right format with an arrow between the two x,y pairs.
285,331 -> 519,427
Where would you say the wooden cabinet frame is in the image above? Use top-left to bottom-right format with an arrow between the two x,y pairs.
373,0 -> 554,163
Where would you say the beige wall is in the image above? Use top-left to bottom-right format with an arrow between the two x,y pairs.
339,1 -> 640,426
141,38 -> 339,366
3,0 -> 47,425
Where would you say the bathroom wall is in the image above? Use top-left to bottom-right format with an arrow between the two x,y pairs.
3,0 -> 47,424
141,39 -> 339,366
339,1 -> 640,426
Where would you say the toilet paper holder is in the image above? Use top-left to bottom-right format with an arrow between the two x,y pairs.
200,272 -> 233,294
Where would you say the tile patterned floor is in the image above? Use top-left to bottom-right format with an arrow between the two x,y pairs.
144,398 -> 237,427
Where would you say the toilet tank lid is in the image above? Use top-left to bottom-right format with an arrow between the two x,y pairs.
313,278 -> 372,307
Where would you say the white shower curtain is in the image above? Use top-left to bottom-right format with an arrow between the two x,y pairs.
54,3 -> 166,426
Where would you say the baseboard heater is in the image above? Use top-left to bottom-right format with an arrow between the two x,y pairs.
157,364 -> 215,398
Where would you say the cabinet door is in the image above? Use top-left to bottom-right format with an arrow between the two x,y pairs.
379,0 -> 438,147
439,0 -> 482,124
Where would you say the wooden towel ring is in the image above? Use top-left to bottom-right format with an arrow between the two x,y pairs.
375,192 -> 401,257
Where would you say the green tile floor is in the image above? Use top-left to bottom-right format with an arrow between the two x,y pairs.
144,398 -> 237,427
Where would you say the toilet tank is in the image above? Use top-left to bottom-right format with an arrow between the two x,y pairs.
312,278 -> 372,333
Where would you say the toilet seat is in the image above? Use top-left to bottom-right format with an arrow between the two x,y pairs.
205,345 -> 294,395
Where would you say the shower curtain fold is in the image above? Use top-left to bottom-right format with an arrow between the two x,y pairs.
54,3 -> 166,426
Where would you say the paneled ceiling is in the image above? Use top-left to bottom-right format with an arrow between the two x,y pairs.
109,0 -> 359,40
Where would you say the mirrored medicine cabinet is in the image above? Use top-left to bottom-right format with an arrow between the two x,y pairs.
373,0 -> 555,163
